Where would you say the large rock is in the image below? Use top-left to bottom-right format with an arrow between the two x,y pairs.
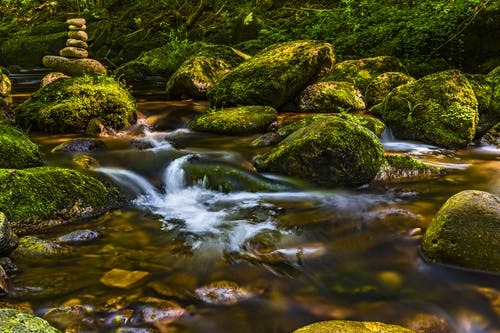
0,212 -> 18,257
208,40 -> 334,108
466,73 -> 498,138
254,117 -> 384,187
0,167 -> 121,234
380,70 -> 478,148
15,75 -> 136,133
365,72 -> 415,106
322,56 -> 407,92
189,105 -> 277,135
42,55 -> 107,76
421,190 -> 500,272
293,320 -> 416,333
166,44 -> 247,100
298,81 -> 366,113
0,308 -> 60,333
0,123 -> 42,168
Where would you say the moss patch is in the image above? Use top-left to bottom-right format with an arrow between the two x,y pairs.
365,72 -> 415,106
0,166 -> 121,234
14,75 -> 136,133
0,123 -> 42,168
0,308 -> 60,333
373,154 -> 444,183
298,81 -> 366,113
189,105 -> 277,135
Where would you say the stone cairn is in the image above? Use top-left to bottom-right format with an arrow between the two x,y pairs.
42,18 -> 107,82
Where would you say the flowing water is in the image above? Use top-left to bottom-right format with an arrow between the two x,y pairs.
4,73 -> 500,332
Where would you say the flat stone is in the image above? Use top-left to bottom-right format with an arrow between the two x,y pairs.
43,55 -> 107,75
68,30 -> 88,42
66,18 -> 86,26
60,46 -> 88,58
66,38 -> 88,49
68,24 -> 86,31
100,268 -> 150,289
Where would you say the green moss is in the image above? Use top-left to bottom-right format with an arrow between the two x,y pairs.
0,166 -> 121,234
15,75 -> 136,133
380,70 -> 478,148
14,236 -> 70,258
365,72 -> 415,106
207,40 -> 334,108
189,105 -> 277,135
293,320 -> 416,333
421,190 -> 500,272
465,73 -> 498,137
298,81 -> 366,113
373,154 -> 444,183
0,308 -> 60,333
0,123 -> 42,168
255,117 -> 384,187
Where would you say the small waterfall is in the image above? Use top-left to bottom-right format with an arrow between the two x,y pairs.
96,167 -> 161,203
381,126 -> 396,142
163,154 -> 195,193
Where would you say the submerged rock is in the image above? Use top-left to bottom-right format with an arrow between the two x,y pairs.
56,229 -> 101,245
51,138 -> 106,153
380,70 -> 478,148
293,320 -> 416,333
0,167 -> 121,234
0,123 -> 42,168
189,105 -> 277,135
208,40 -> 334,108
15,75 -> 136,133
421,190 -> 500,272
195,280 -> 253,305
0,308 -> 60,332
100,268 -> 150,289
13,235 -> 71,258
323,56 -> 407,91
255,117 -> 384,187
298,81 -> 366,113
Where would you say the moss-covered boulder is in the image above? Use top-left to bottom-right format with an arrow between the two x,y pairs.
254,117 -> 384,187
166,44 -> 247,100
0,123 -> 42,168
15,75 -> 136,134
480,121 -> 500,146
365,72 -> 415,106
298,81 -> 366,113
0,70 -> 11,97
421,190 -> 500,272
0,167 -> 121,234
0,308 -> 60,333
293,320 -> 416,333
465,73 -> 499,138
379,70 -> 478,148
208,40 -> 334,108
13,236 -> 71,258
189,105 -> 277,135
486,66 -> 500,127
373,154 -> 444,183
322,56 -> 406,92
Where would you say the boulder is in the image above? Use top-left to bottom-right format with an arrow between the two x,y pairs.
293,320 -> 416,333
189,105 -> 277,135
15,75 -> 136,133
465,73 -> 498,138
0,123 -> 42,168
322,56 -> 407,92
59,46 -> 88,58
380,70 -> 478,148
0,308 -> 60,333
421,190 -> 500,272
480,121 -> 500,146
208,40 -> 334,108
42,55 -> 107,76
486,66 -> 500,126
166,44 -> 247,100
365,72 -> 415,106
373,154 -> 444,183
0,166 -> 121,234
0,71 -> 11,97
254,117 -> 384,187
298,81 -> 366,113
0,212 -> 18,257
13,236 -> 71,258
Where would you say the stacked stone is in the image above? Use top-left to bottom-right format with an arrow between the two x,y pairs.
42,18 -> 107,79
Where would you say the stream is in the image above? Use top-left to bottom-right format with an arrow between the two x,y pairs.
5,71 -> 500,332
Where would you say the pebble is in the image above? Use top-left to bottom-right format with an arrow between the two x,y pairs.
66,18 -> 86,26
68,30 -> 88,42
66,38 -> 88,49
60,46 -> 88,58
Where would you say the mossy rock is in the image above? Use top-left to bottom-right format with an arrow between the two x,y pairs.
293,320 -> 416,333
421,190 -> 500,272
166,44 -> 248,100
480,121 -> 500,146
298,81 -> 366,113
208,40 -> 334,108
254,117 -> 384,187
373,154 -> 444,183
0,308 -> 60,333
365,72 -> 415,106
322,56 -> 406,92
0,72 -> 11,97
13,236 -> 71,258
0,211 -> 18,257
0,123 -> 42,168
465,73 -> 498,138
182,158 -> 290,193
0,32 -> 67,67
15,75 -> 136,134
189,105 -> 277,135
379,70 -> 478,148
0,167 -> 121,235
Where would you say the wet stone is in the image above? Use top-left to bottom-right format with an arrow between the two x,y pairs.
60,46 -> 88,58
51,138 -> 106,153
57,229 -> 101,245
102,308 -> 134,326
100,268 -> 150,289
41,72 -> 70,87
13,236 -> 71,258
66,38 -> 88,49
195,280 -> 253,305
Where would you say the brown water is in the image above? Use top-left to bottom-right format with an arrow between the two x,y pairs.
4,74 -> 500,333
